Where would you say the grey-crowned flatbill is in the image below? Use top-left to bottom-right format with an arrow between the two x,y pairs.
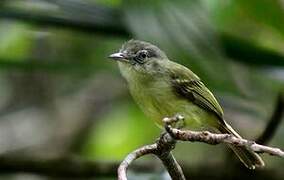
109,40 -> 264,169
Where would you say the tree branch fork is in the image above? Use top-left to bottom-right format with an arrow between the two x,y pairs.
118,115 -> 284,180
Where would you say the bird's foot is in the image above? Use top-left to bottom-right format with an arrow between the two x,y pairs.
163,114 -> 185,129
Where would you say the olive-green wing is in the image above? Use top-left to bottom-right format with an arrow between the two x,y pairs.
168,62 -> 224,122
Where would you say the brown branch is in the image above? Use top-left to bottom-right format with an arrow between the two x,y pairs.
0,155 -> 118,178
118,133 -> 186,180
118,115 -> 284,180
154,133 -> 185,180
166,125 -> 284,157
256,92 -> 284,144
118,144 -> 157,180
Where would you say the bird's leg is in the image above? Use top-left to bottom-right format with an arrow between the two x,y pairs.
163,114 -> 185,129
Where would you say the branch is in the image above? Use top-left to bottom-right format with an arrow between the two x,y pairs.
220,33 -> 284,67
0,7 -> 129,37
118,133 -> 186,180
0,155 -> 118,178
165,125 -> 284,157
118,144 -> 157,180
119,115 -> 284,180
257,92 -> 284,144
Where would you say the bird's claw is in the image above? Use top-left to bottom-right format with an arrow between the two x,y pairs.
163,114 -> 185,129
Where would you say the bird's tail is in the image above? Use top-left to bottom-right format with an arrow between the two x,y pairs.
219,123 -> 265,170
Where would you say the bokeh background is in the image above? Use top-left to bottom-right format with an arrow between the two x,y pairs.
0,0 -> 283,179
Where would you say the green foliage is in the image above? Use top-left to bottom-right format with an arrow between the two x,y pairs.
82,102 -> 159,160
0,22 -> 32,60
93,0 -> 122,7
0,0 -> 283,172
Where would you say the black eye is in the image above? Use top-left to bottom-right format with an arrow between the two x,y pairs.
134,50 -> 148,64
140,51 -> 147,59
138,50 -> 148,59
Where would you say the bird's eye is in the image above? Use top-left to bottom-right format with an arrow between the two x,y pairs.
139,50 -> 147,59
134,50 -> 148,64
138,50 -> 148,59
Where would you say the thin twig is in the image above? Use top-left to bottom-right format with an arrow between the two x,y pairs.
166,125 -> 284,157
257,92 -> 284,144
159,152 -> 185,180
118,133 -> 186,180
118,144 -> 157,180
155,133 -> 186,180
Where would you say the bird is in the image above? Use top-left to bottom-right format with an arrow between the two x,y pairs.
108,39 -> 264,169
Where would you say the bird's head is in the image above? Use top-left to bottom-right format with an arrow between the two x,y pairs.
109,40 -> 168,78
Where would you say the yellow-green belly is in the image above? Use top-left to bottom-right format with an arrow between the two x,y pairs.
129,79 -> 219,131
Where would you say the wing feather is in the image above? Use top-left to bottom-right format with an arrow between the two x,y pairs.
168,62 -> 224,123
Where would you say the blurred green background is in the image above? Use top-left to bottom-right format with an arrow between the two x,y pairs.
0,0 -> 283,180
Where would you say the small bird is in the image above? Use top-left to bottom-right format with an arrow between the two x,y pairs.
109,40 -> 264,169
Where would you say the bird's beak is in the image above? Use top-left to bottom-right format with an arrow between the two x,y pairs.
108,52 -> 129,62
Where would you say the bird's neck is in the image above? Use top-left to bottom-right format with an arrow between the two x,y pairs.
117,62 -> 153,85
